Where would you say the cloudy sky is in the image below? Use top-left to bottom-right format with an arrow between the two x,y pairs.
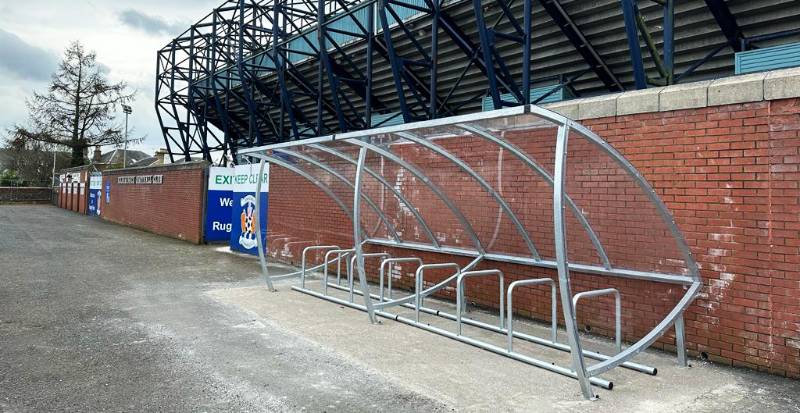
0,0 -> 221,155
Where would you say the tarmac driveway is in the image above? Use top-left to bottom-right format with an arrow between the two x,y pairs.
0,205 -> 445,412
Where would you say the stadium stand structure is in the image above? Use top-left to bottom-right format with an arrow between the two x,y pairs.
156,0 -> 800,161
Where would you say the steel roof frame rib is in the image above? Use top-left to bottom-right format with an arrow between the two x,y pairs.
318,0 -> 376,132
306,143 -> 441,248
205,12 -> 241,162
538,0 -> 623,92
393,130 -> 540,260
456,122 -> 611,269
473,0 -> 530,108
273,148 -> 402,242
349,139 -> 486,253
248,152 -> 367,238
243,103 -> 701,400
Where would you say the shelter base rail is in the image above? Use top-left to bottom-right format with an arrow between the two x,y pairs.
293,285 -> 614,390
324,280 -> 657,376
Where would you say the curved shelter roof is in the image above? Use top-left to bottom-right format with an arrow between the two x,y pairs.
241,104 -> 701,399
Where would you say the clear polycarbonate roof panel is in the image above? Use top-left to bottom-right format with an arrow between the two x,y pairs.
390,122 -> 551,259
564,128 -> 688,275
463,116 -> 562,261
274,142 -> 394,242
246,105 -> 696,280
346,130 -> 490,251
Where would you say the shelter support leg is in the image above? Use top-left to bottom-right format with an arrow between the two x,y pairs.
254,158 -> 274,292
353,146 -> 377,323
675,313 -> 688,367
554,125 -> 596,400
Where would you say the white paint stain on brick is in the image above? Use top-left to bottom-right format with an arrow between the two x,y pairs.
708,248 -> 729,257
391,265 -> 402,280
709,279 -> 731,288
665,258 -> 686,267
709,263 -> 727,273
710,233 -> 735,242
707,273 -> 736,320
394,169 -> 412,216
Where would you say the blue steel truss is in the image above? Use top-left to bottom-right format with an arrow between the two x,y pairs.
156,0 -> 800,162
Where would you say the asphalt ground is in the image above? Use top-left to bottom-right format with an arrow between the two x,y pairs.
0,205 -> 446,412
1,205 -> 798,412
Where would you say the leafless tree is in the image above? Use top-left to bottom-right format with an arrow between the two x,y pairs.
11,41 -> 135,166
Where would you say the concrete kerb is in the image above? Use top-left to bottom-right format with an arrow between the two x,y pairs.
209,273 -> 800,412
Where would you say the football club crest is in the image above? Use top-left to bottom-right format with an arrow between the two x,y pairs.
230,164 -> 269,255
238,194 -> 259,249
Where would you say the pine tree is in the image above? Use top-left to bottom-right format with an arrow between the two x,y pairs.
11,41 -> 134,166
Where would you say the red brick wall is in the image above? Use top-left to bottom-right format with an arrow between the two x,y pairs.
75,181 -> 87,214
0,187 -> 52,203
580,99 -> 800,377
56,170 -> 89,213
266,98 -> 800,378
68,183 -> 73,211
101,162 -> 208,244
58,181 -> 68,208
63,180 -> 85,213
69,182 -> 77,211
79,182 -> 87,214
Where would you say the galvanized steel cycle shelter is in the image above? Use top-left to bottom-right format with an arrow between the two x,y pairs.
241,105 -> 701,400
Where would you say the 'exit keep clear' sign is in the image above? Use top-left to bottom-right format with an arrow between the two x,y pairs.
230,164 -> 269,255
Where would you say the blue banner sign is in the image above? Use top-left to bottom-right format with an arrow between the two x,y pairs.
205,166 -> 234,242
88,174 -> 102,216
230,164 -> 269,255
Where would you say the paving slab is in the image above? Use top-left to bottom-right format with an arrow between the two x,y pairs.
210,280 -> 800,412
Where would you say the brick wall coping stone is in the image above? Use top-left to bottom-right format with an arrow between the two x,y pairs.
543,66 -> 800,120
